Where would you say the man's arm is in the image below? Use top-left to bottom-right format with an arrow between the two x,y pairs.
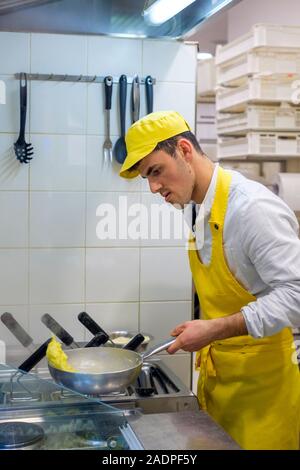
239,195 -> 300,338
167,312 -> 247,354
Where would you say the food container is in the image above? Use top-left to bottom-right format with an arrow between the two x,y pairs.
108,331 -> 153,352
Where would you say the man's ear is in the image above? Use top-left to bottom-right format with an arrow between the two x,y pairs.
177,138 -> 193,162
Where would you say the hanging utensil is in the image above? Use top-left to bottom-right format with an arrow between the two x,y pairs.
145,75 -> 154,114
41,313 -> 81,349
77,311 -> 114,346
131,75 -> 140,124
48,337 -> 176,395
1,312 -> 35,353
113,74 -> 128,164
14,72 -> 34,164
103,75 -> 113,164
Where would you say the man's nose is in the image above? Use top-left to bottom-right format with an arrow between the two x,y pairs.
149,180 -> 162,194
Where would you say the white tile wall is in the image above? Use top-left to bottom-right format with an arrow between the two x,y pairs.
0,32 -> 30,74
140,247 -> 192,301
143,40 -> 197,83
0,192 -> 28,247
30,192 -> 85,247
140,301 -> 191,344
0,32 -> 197,387
31,34 -> 88,75
153,82 -> 196,130
30,134 -> 86,191
86,191 -> 141,247
88,37 -> 143,77
0,249 -> 28,304
84,303 -> 139,341
86,248 -> 139,302
30,249 -> 85,304
30,81 -> 87,134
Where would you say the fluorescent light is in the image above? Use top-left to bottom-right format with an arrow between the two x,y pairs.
143,0 -> 196,26
197,52 -> 213,60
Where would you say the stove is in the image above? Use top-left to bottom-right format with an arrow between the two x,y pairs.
0,363 -> 145,450
0,358 -> 199,415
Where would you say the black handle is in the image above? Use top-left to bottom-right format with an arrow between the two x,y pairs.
41,313 -> 74,347
136,367 -> 154,397
85,332 -> 109,348
18,339 -> 51,373
19,72 -> 27,139
131,75 -> 140,123
119,74 -> 127,137
78,312 -> 109,337
145,75 -> 153,114
1,312 -> 33,348
123,334 -> 145,351
104,75 -> 113,110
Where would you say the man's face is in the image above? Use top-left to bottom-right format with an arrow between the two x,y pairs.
139,146 -> 195,207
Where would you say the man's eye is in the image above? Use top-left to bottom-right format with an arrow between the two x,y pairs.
152,169 -> 160,176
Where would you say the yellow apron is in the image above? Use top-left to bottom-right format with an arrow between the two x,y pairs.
189,166 -> 300,450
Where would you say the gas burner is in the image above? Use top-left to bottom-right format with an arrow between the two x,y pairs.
0,421 -> 45,449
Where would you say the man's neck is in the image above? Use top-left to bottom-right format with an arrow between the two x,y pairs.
191,155 -> 215,204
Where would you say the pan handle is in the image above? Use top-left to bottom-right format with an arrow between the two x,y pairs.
142,337 -> 176,360
84,332 -> 109,348
41,313 -> 78,348
77,312 -> 115,346
1,312 -> 34,348
18,338 -> 51,373
123,333 -> 145,351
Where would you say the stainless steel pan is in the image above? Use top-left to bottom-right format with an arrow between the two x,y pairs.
48,337 -> 175,395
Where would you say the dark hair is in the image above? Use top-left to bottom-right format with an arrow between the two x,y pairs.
153,131 -> 203,156
128,131 -> 204,174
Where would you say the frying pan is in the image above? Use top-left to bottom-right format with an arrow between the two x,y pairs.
48,337 -> 176,395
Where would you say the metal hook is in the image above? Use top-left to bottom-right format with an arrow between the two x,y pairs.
77,75 -> 83,82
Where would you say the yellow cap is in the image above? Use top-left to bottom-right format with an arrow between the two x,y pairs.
119,110 -> 190,179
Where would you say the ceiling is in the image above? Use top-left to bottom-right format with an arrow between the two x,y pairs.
0,0 -> 241,39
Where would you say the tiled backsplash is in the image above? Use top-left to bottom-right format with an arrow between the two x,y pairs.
0,32 -> 197,385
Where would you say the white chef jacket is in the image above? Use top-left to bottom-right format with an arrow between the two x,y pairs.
185,164 -> 300,338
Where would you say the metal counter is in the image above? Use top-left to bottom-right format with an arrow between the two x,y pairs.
129,410 -> 240,450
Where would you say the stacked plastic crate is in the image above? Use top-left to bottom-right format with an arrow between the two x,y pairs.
196,57 -> 218,162
216,24 -> 300,162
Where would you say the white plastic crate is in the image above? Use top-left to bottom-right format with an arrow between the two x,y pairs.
196,102 -> 216,120
216,24 -> 300,66
218,132 -> 300,159
197,122 -> 217,140
217,50 -> 300,86
217,104 -> 300,135
197,58 -> 216,98
217,77 -> 296,112
200,142 -> 218,162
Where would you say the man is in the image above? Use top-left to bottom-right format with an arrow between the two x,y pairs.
119,110 -> 300,450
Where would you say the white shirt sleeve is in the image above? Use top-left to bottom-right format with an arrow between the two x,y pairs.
239,194 -> 300,338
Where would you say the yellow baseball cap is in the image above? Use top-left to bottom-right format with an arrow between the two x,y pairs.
119,110 -> 190,179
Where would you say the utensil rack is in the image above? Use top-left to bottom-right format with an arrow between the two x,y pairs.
15,73 -> 156,85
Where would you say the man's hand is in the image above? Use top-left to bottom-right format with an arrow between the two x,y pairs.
167,312 -> 248,354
